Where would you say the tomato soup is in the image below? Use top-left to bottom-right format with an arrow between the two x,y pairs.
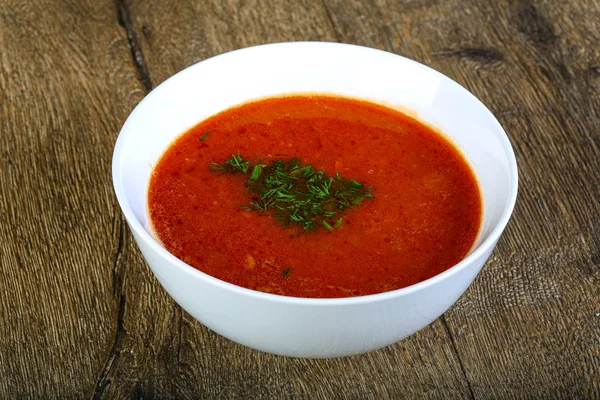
148,95 -> 482,298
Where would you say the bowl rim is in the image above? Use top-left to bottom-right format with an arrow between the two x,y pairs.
112,41 -> 518,306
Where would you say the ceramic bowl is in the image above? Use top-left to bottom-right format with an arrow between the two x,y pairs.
112,42 -> 518,358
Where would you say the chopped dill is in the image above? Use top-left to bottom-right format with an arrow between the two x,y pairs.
210,154 -> 375,231
249,164 -> 267,182
199,131 -> 210,142
210,152 -> 250,174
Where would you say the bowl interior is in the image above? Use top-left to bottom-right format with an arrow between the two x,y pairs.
113,42 -> 517,279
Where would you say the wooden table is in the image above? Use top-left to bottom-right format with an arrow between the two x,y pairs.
1,0 -> 598,398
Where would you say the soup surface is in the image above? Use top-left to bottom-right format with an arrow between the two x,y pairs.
148,95 -> 482,298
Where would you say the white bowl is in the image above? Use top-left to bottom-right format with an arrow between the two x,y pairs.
112,42 -> 518,358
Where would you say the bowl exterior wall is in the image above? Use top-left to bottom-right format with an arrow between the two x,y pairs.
132,227 -> 495,357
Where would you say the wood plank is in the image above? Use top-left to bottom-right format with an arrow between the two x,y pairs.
129,0 -> 339,87
322,0 -> 600,397
0,1 -> 145,397
2,0 -> 596,398
93,0 -> 477,398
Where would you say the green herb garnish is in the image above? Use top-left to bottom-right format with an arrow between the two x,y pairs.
211,154 -> 374,231
322,220 -> 334,231
210,152 -> 250,174
249,164 -> 267,182
199,130 -> 210,142
281,267 -> 291,277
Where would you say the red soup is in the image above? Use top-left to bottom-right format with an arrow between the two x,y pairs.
148,95 -> 482,298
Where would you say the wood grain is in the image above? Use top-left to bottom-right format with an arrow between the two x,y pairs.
0,0 -> 145,397
323,0 -> 600,397
0,0 -> 598,398
128,0 -> 338,88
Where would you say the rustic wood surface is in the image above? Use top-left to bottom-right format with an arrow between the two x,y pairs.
0,0 -> 598,398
